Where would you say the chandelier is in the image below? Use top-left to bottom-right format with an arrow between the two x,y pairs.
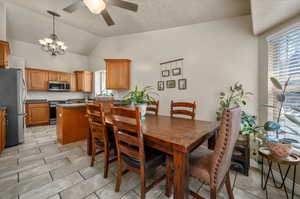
39,11 -> 67,56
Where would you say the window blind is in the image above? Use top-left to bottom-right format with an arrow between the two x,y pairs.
267,24 -> 300,141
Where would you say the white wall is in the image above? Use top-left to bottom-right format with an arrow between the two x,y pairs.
89,15 -> 258,121
8,39 -> 90,100
0,1 -> 6,40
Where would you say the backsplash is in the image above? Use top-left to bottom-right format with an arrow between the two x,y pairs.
26,91 -> 88,101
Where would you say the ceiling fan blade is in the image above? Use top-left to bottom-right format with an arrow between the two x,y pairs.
108,0 -> 138,12
63,1 -> 84,13
101,9 -> 115,26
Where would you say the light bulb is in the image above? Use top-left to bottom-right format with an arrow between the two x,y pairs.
83,0 -> 106,15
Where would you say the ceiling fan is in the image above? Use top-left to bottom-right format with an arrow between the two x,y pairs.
63,0 -> 138,26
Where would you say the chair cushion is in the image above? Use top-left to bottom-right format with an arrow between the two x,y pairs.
121,148 -> 165,169
189,146 -> 214,185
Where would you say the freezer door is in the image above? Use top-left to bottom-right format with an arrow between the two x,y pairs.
16,69 -> 25,144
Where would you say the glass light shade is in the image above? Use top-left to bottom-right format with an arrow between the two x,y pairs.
61,45 -> 68,50
83,0 -> 106,15
39,39 -> 46,45
56,41 -> 64,46
45,38 -> 53,44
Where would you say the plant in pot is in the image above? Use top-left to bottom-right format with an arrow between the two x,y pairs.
123,86 -> 158,120
262,77 -> 300,158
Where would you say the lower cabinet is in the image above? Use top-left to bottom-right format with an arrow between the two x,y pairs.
26,103 -> 49,127
0,110 -> 6,152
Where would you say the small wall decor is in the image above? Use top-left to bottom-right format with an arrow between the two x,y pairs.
166,80 -> 176,88
178,79 -> 187,90
157,81 -> 164,91
172,68 -> 181,76
159,58 -> 187,91
161,70 -> 170,77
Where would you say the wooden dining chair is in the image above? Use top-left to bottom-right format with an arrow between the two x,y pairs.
189,106 -> 241,199
110,105 -> 170,199
86,103 -> 116,178
170,100 -> 196,120
146,100 -> 159,115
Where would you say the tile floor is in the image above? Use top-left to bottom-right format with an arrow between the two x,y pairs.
0,125 -> 298,199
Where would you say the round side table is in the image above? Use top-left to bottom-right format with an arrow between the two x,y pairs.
259,147 -> 300,199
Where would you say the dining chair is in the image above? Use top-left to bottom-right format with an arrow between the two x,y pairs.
110,105 -> 170,199
146,100 -> 159,115
170,100 -> 196,120
86,103 -> 116,178
189,106 -> 241,199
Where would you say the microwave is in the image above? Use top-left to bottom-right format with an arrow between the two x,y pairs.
48,81 -> 70,92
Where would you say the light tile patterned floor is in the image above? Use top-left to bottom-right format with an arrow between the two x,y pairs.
0,125 -> 298,199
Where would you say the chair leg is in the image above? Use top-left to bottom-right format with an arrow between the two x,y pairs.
90,138 -> 95,167
165,156 -> 172,197
103,146 -> 109,178
140,173 -> 146,199
115,160 -> 123,192
210,187 -> 217,199
225,172 -> 234,199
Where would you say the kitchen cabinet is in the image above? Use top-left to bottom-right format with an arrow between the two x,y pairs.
26,68 -> 49,91
0,110 -> 6,152
70,73 -> 77,91
75,71 -> 93,92
26,103 -> 49,127
105,59 -> 131,90
49,71 -> 70,83
0,41 -> 10,68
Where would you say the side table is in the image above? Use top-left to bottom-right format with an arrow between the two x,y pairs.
259,147 -> 300,199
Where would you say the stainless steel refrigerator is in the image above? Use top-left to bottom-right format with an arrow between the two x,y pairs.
0,68 -> 25,147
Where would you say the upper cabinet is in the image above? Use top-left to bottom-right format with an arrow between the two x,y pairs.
70,73 -> 77,92
75,71 -> 93,93
48,71 -> 71,83
0,41 -> 10,68
105,59 -> 131,90
26,68 -> 49,91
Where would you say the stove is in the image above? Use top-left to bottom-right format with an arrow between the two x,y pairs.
49,101 -> 66,125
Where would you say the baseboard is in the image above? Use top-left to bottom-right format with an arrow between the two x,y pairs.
250,158 -> 300,196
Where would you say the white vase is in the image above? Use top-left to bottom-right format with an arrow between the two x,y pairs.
135,104 -> 147,120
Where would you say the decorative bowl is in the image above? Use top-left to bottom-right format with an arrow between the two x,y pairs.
268,141 -> 293,158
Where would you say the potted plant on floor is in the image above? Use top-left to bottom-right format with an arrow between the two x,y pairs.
262,77 -> 300,158
123,86 -> 158,120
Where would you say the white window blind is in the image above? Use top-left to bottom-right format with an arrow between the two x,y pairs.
267,24 -> 300,141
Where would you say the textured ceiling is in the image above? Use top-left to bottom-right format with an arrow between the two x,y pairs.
251,0 -> 300,35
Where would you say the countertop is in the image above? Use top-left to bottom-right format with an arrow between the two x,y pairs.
25,99 -> 48,104
0,106 -> 7,111
57,103 -> 86,108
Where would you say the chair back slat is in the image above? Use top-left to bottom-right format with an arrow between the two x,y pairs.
111,105 -> 145,166
170,100 -> 196,120
147,100 -> 159,115
210,106 -> 241,188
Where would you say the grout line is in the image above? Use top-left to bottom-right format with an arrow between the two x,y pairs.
77,170 -> 87,180
49,171 -> 54,181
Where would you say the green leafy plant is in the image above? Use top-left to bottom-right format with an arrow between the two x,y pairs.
241,112 -> 259,136
123,86 -> 158,105
216,82 -> 253,120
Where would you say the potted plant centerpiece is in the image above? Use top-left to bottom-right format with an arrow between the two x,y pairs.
262,77 -> 300,158
123,86 -> 158,120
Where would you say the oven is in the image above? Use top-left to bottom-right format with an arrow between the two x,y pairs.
49,101 -> 65,125
48,81 -> 70,92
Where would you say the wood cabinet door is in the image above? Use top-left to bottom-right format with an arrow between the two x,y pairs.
0,41 -> 9,68
84,72 -> 93,92
26,69 -> 49,91
70,73 -> 77,91
27,103 -> 49,126
76,72 -> 84,91
105,59 -> 130,90
48,71 -> 59,81
59,72 -> 71,83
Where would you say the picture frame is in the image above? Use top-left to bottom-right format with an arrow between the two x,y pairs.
178,79 -> 187,90
157,81 -> 164,91
166,80 -> 176,88
161,70 -> 170,77
172,68 -> 181,76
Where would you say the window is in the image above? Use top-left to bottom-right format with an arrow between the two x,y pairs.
267,24 -> 300,143
94,70 -> 112,96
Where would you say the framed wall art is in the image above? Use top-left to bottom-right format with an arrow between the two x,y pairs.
157,81 -> 164,91
161,70 -> 170,77
172,68 -> 181,76
178,79 -> 187,90
166,80 -> 176,88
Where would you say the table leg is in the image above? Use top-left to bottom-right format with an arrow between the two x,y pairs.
292,166 -> 297,199
173,150 -> 189,199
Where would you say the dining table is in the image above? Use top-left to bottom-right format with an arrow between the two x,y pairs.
86,113 -> 219,199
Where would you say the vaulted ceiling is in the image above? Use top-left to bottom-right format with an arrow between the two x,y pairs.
3,0 -> 251,55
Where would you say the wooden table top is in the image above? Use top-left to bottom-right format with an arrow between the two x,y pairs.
105,114 -> 219,153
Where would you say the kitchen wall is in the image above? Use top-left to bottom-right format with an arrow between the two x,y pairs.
88,15 -> 258,121
0,1 -> 6,40
8,39 -> 90,100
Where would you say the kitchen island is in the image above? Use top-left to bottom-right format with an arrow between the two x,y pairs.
56,103 -> 89,145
